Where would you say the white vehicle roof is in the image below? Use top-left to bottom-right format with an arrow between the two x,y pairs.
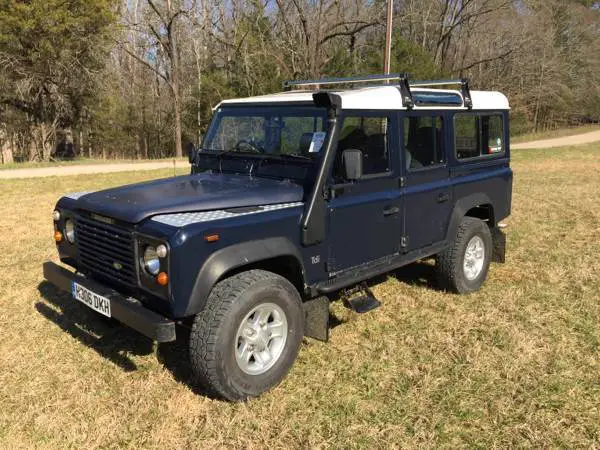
216,85 -> 509,111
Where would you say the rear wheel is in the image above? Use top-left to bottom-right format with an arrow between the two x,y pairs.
189,270 -> 304,401
436,217 -> 492,294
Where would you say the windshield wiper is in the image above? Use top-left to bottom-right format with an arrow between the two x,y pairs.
200,148 -> 312,161
199,149 -> 262,159
275,153 -> 313,161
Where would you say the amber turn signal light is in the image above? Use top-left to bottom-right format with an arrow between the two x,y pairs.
156,272 -> 169,286
204,234 -> 219,242
54,230 -> 63,242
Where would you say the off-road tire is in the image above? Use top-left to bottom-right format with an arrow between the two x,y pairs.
189,270 -> 304,401
436,217 -> 492,294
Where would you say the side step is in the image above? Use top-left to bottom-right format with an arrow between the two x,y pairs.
342,282 -> 381,313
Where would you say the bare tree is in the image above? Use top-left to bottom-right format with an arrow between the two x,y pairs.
120,0 -> 190,157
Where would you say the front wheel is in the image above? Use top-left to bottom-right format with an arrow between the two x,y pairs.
436,217 -> 492,294
189,270 -> 304,401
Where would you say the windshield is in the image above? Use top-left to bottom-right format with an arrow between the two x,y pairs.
203,105 -> 328,159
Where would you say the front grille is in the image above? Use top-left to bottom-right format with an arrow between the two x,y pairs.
76,216 -> 136,287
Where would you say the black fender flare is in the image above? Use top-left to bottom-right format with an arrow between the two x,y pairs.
445,193 -> 495,242
180,237 -> 305,317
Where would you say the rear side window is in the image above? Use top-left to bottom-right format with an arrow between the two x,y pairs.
455,114 -> 505,159
403,116 -> 444,169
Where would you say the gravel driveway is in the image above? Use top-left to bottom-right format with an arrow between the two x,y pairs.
511,129 -> 600,149
0,161 -> 182,179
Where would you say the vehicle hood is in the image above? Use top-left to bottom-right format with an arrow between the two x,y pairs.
73,172 -> 304,223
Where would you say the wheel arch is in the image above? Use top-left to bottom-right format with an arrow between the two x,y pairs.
446,194 -> 496,243
465,203 -> 495,225
180,237 -> 306,317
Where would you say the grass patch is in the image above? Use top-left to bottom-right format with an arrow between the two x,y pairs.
0,147 -> 599,447
511,124 -> 600,144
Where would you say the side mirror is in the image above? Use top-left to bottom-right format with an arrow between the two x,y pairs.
342,149 -> 363,180
185,141 -> 197,164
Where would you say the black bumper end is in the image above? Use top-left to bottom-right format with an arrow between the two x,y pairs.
42,262 -> 176,343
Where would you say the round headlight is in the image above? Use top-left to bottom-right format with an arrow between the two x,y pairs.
156,244 -> 168,258
143,246 -> 160,275
64,219 -> 75,243
52,210 -> 61,221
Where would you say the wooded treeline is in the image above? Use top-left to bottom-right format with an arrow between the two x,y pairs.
1,0 -> 599,162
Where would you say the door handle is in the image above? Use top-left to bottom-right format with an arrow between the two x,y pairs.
383,206 -> 400,216
437,192 -> 450,203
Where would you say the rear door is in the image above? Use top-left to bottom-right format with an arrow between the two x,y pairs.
401,113 -> 453,252
326,112 -> 403,272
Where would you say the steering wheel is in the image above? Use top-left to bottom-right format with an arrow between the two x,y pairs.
234,139 -> 264,153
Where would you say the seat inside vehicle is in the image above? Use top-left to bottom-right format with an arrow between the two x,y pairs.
298,132 -> 314,155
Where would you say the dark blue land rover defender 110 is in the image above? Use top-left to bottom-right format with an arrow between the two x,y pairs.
44,74 -> 512,401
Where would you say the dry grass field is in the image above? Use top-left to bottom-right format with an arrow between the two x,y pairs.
1,144 -> 599,448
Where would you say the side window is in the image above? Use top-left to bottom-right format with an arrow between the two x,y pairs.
334,115 -> 390,180
455,114 -> 505,159
403,116 -> 444,169
455,115 -> 479,159
483,115 -> 504,155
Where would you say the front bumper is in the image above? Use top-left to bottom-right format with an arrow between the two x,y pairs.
42,262 -> 176,342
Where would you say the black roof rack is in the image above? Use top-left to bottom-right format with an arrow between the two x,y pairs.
282,74 -> 472,109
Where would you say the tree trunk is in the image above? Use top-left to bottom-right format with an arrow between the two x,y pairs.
135,133 -> 141,159
533,48 -> 547,133
79,129 -> 84,157
143,134 -> 148,159
167,0 -> 183,158
39,122 -> 54,161
193,38 -> 203,145
0,126 -> 14,164
28,132 -> 37,161
173,89 -> 183,157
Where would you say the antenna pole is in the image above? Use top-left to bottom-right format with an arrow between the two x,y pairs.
383,0 -> 393,75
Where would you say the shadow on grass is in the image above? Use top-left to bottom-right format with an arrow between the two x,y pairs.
391,261 -> 442,291
326,261 -> 443,307
36,281 -> 220,398
37,273 -> 417,397
154,329 -> 220,398
37,281 -> 154,372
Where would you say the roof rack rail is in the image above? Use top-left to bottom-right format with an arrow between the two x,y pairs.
282,74 -> 473,110
282,73 -> 408,89
282,73 -> 415,109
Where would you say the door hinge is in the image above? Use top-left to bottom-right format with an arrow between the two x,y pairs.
401,236 -> 408,248
399,177 -> 405,188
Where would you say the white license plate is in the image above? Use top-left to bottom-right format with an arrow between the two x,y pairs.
72,281 -> 112,318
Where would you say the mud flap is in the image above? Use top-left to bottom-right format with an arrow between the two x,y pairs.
491,227 -> 506,263
303,296 -> 329,342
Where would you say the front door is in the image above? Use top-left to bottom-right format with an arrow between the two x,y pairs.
326,112 -> 403,273
401,113 -> 453,252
